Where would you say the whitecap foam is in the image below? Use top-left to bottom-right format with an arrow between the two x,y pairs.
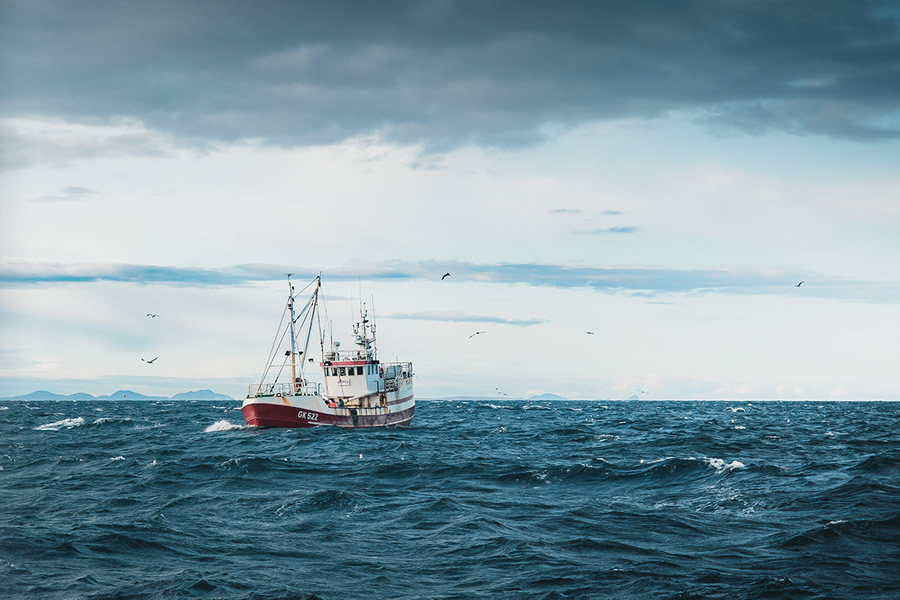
706,457 -> 745,472
93,417 -> 130,425
727,406 -> 745,412
0,406 -> 8,411
34,417 -> 86,431
110,456 -> 125,461
204,419 -> 245,432
735,425 -> 746,430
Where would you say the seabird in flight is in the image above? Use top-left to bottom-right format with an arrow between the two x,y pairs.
141,357 -> 158,364
795,281 -> 804,287
441,272 -> 451,280
468,331 -> 486,339
586,331 -> 594,335
146,313 -> 160,318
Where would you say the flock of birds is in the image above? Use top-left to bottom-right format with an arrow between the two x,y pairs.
140,272 -> 810,393
445,271 -> 809,397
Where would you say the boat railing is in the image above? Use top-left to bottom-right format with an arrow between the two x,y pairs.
325,350 -> 373,362
248,381 -> 319,398
381,361 -> 414,380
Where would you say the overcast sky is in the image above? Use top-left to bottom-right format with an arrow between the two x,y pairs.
2,0 -> 899,400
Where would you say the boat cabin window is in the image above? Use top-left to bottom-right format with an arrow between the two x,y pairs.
356,367 -> 363,375
330,367 -> 337,376
339,367 -> 346,376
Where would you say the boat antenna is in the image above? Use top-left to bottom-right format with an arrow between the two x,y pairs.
287,273 -> 299,394
369,294 -> 377,360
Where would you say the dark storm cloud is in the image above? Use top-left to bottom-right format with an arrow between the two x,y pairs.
2,1 -> 898,157
2,0 -> 899,155
4,259 -> 899,304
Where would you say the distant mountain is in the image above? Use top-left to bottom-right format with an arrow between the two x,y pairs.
171,389 -> 234,400
527,393 -> 568,401
97,390 -> 166,400
627,394 -> 641,400
8,390 -> 68,400
1,389 -> 235,401
423,396 -> 519,401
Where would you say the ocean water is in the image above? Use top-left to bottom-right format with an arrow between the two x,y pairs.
1,400 -> 897,600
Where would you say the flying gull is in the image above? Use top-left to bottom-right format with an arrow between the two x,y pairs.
141,357 -> 159,364
441,272 -> 451,280
146,313 -> 160,318
794,281 -> 804,287
468,331 -> 486,339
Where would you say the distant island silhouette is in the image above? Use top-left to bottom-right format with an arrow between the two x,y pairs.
1,389 -> 235,401
527,393 -> 568,401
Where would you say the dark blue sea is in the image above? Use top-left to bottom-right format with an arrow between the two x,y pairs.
1,400 -> 898,600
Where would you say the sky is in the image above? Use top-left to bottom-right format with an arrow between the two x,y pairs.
1,0 -> 899,400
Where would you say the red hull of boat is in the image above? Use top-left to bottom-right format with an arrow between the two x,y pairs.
242,401 -> 415,428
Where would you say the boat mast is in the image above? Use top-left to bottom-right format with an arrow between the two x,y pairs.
287,274 -> 299,394
300,276 -> 321,374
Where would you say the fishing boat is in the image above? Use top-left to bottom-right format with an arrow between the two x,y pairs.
241,275 -> 415,428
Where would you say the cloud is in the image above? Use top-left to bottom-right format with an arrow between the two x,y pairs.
31,186 -> 102,202
602,210 -> 624,216
3,258 -> 899,304
387,310 -> 547,326
592,226 -> 638,234
0,117 -> 174,170
549,208 -> 583,214
2,0 -> 897,164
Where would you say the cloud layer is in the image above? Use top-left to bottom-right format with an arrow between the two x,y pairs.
387,311 -> 547,327
2,0 -> 898,160
3,259 -> 898,304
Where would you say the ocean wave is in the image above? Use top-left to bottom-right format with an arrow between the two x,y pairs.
705,457 -> 745,472
275,489 -> 360,516
34,417 -> 86,431
204,419 -> 245,432
92,417 -> 132,425
780,514 -> 900,549
849,452 -> 899,474
497,461 -> 612,485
